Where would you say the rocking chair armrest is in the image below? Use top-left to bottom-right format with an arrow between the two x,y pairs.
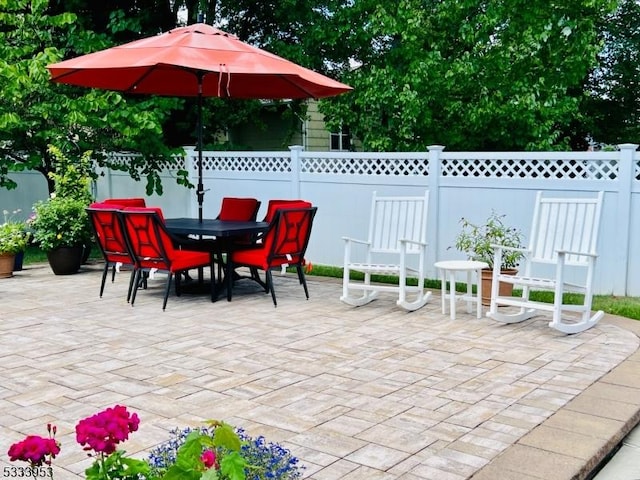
556,249 -> 598,258
342,236 -> 371,246
490,244 -> 531,254
399,238 -> 427,248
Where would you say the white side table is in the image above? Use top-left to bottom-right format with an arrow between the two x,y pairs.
433,260 -> 489,320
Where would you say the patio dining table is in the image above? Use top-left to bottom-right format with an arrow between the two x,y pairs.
165,217 -> 269,301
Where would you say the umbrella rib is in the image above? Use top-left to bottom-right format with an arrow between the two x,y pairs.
122,65 -> 206,93
50,69 -> 82,83
265,74 -> 318,100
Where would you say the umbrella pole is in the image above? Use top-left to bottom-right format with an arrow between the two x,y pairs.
197,74 -> 204,223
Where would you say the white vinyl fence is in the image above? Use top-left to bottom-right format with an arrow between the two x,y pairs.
3,144 -> 639,295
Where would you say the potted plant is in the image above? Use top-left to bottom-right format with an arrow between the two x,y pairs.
28,145 -> 95,275
454,211 -> 525,305
0,210 -> 31,278
30,196 -> 93,275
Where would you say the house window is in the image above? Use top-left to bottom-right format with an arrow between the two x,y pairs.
330,125 -> 351,151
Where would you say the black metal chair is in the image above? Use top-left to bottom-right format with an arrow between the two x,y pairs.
120,208 -> 214,310
229,204 -> 317,306
87,204 -> 140,300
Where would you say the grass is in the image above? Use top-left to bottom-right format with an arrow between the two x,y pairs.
307,264 -> 640,321
23,244 -> 102,264
22,252 -> 640,321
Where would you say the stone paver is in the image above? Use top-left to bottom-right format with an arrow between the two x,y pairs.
0,262 -> 639,480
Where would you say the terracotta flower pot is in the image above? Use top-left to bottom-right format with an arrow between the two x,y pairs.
481,268 -> 517,306
0,253 -> 16,278
47,245 -> 84,275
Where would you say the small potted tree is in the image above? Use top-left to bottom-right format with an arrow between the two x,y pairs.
29,146 -> 94,275
454,211 -> 524,305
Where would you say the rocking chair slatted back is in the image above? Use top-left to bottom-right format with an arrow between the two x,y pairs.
369,192 -> 429,254
530,192 -> 604,266
341,191 -> 432,312
487,190 -> 605,334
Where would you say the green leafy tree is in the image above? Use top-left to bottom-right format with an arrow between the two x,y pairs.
0,0 -> 186,194
318,0 -> 617,151
581,0 -> 640,146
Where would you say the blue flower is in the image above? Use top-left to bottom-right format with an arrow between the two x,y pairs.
147,426 -> 303,480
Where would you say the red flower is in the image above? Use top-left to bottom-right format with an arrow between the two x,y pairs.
8,435 -> 60,466
303,259 -> 313,273
200,449 -> 218,469
75,405 -> 140,455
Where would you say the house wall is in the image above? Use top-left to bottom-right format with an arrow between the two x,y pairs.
225,99 -> 359,152
227,107 -> 302,150
304,100 -> 331,151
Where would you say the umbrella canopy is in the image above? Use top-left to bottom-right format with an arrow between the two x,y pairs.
47,23 -> 352,220
47,23 -> 352,99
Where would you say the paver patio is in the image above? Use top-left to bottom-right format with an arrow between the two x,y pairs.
1,261 -> 639,479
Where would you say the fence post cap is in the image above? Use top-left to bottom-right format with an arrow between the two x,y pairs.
618,143 -> 639,150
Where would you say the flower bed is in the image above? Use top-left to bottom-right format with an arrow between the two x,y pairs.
7,405 -> 303,480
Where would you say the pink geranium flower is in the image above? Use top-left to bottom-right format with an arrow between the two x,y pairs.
75,405 -> 140,455
7,424 -> 60,466
200,449 -> 218,469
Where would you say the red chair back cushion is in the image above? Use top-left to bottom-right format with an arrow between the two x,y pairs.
269,207 -> 315,264
122,206 -> 165,223
103,198 -> 146,208
232,206 -> 316,270
218,197 -> 260,221
87,205 -> 132,263
121,207 -> 174,268
263,199 -> 309,223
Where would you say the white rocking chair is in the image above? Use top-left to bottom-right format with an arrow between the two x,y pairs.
341,191 -> 432,311
487,191 -> 605,334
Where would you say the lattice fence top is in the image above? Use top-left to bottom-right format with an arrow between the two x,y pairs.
106,153 -> 186,170
441,157 -> 618,180
193,152 -> 431,176
119,148 -> 637,183
302,156 -> 429,176
198,153 -> 291,173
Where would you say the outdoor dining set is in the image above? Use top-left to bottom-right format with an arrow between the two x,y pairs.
87,197 -> 317,310
89,186 -> 604,335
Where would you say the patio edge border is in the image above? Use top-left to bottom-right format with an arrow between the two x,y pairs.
469,314 -> 640,480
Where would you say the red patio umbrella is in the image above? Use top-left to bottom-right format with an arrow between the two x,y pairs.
47,23 -> 352,220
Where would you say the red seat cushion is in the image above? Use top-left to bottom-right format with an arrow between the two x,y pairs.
121,208 -> 210,272
138,249 -> 210,272
232,247 -> 300,270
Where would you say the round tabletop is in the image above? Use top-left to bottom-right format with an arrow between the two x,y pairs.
434,260 -> 489,271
